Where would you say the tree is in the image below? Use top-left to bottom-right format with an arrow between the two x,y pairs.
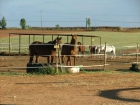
86,17 -> 91,30
0,17 -> 7,29
20,18 -> 26,29
55,24 -> 60,29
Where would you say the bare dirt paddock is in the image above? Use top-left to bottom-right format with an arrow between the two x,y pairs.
0,30 -> 140,105
0,55 -> 140,105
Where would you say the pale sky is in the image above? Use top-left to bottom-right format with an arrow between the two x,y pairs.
0,0 -> 140,28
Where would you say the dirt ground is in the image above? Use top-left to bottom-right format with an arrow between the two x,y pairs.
0,30 -> 140,105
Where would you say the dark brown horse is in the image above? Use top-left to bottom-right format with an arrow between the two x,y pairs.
77,42 -> 86,57
61,35 -> 77,66
29,37 -> 62,64
89,45 -> 100,58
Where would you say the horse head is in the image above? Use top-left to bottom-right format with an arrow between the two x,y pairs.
56,37 -> 62,49
77,42 -> 82,45
71,35 -> 77,44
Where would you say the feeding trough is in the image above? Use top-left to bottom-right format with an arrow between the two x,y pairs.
66,65 -> 83,73
67,67 -> 80,73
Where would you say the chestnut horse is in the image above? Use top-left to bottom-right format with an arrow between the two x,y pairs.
61,35 -> 77,66
77,42 -> 86,57
29,37 -> 62,64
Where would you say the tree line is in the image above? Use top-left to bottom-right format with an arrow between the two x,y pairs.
0,16 -> 91,30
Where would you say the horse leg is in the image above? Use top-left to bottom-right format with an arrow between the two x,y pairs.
35,55 -> 39,63
29,50 -> 35,63
51,56 -> 54,64
67,57 -> 70,66
69,57 -> 72,66
82,51 -> 84,58
74,57 -> 76,66
61,55 -> 65,64
112,52 -> 116,59
78,51 -> 80,58
29,54 -> 34,63
47,56 -> 51,64
47,56 -> 49,64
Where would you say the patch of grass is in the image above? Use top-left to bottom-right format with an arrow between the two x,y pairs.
0,72 -> 27,76
27,65 -> 68,75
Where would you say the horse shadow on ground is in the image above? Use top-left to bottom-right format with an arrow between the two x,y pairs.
98,87 -> 140,102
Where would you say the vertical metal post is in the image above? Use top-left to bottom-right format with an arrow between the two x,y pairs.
29,35 -> 30,54
52,35 -> 53,41
91,36 -> 93,57
33,35 -> 35,42
100,37 -> 101,47
19,35 -> 21,55
9,33 -> 11,56
136,43 -> 139,64
82,35 -> 84,45
100,37 -> 102,55
55,44 -> 59,74
43,35 -> 44,43
58,35 -> 60,64
91,36 -> 93,46
29,35 -> 30,44
103,42 -> 107,70
67,35 -> 69,43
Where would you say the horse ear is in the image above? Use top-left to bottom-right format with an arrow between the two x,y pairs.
56,37 -> 59,40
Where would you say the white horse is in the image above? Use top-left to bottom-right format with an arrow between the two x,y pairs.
98,45 -> 116,59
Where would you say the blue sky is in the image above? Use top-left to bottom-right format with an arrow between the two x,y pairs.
0,0 -> 140,28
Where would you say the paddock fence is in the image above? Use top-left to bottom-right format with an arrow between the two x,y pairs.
0,33 -> 139,72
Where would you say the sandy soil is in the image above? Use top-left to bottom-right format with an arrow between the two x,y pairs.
0,30 -> 140,105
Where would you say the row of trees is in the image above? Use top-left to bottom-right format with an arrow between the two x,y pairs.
0,16 -> 91,29
0,17 -> 26,29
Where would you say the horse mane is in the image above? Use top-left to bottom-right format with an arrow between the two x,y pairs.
70,37 -> 76,44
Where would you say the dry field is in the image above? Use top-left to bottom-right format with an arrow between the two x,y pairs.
0,30 -> 140,105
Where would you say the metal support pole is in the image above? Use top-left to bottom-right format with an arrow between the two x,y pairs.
136,43 -> 139,64
43,35 -> 44,43
19,35 -> 21,55
29,35 -> 30,54
82,35 -> 84,45
9,33 -> 11,56
52,35 -> 53,41
91,36 -> 93,57
29,35 -> 30,44
103,42 -> 107,70
33,35 -> 35,42
67,35 -> 69,43
54,44 -> 59,74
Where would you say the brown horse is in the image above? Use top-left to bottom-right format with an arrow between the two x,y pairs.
77,42 -> 86,57
61,35 -> 77,66
29,37 -> 62,64
89,45 -> 100,58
